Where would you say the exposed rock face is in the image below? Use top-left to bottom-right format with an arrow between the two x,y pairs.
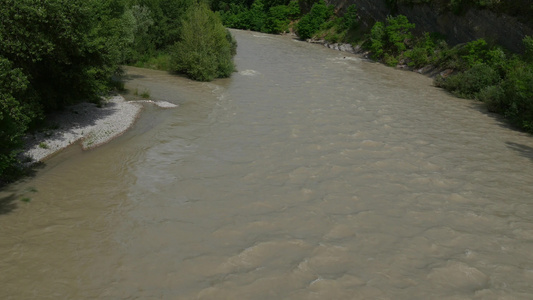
324,42 -> 358,53
397,4 -> 533,53
329,0 -> 533,53
331,0 -> 390,31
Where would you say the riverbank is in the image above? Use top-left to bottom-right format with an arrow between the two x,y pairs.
20,95 -> 177,165
313,39 -> 445,78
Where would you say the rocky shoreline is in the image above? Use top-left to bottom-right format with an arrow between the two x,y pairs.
310,39 -> 447,78
21,95 -> 177,164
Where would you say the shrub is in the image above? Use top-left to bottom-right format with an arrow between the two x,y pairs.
367,15 -> 415,61
218,1 -> 298,35
456,39 -> 506,70
0,57 -> 31,179
369,21 -> 386,59
385,15 -> 415,55
435,38 -> 507,71
383,53 -> 400,66
247,0 -> 267,31
169,4 -> 236,81
499,60 -> 533,130
462,39 -> 490,68
295,0 -> 334,40
264,5 -> 291,33
287,0 -> 300,19
405,32 -> 436,67
342,5 -> 359,31
478,84 -> 505,112
219,3 -> 250,29
523,35 -> 533,63
437,63 -> 500,98
406,46 -> 431,67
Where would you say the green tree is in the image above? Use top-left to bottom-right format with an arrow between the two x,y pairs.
247,0 -> 267,31
287,0 -> 301,19
133,0 -> 195,50
368,15 -> 415,62
264,5 -> 290,33
170,3 -> 236,81
123,5 -> 155,62
522,36 -> 533,63
0,58 -> 32,178
295,0 -> 334,40
0,0 -> 130,112
384,15 -> 415,54
340,4 -> 358,31
0,0 -> 133,180
369,21 -> 386,58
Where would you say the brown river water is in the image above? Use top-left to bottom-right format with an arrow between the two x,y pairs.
2,30 -> 533,299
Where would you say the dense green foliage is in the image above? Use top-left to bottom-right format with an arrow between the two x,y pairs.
0,58 -> 30,179
217,0 -> 359,41
125,0 -> 237,73
436,37 -> 533,131
295,0 -> 334,40
0,0 -> 133,181
311,4 -> 359,43
369,15 -> 415,65
0,0 -> 237,181
217,0 -> 300,34
169,4 -> 236,81
1,0 -> 129,112
437,63 -> 500,97
121,0 -> 197,65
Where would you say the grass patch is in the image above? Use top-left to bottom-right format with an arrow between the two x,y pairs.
140,89 -> 151,99
26,187 -> 38,193
132,87 -> 150,98
133,53 -> 171,71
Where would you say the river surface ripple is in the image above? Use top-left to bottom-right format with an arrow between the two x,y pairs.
1,30 -> 533,299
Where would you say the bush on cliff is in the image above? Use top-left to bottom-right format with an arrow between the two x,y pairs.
368,15 -> 415,64
263,3 -> 300,33
295,0 -> 334,40
169,4 -> 236,81
436,63 -> 500,98
480,58 -> 533,131
404,33 -> 445,67
435,37 -> 533,132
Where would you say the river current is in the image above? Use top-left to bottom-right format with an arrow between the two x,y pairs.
1,30 -> 533,299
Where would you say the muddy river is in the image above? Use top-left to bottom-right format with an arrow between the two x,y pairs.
1,30 -> 533,299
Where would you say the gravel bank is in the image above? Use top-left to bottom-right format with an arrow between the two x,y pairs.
21,95 -> 177,164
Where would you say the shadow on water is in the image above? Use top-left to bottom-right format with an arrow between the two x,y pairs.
123,73 -> 147,80
506,142 -> 533,162
0,162 -> 45,215
0,193 -> 18,215
465,101 -> 533,134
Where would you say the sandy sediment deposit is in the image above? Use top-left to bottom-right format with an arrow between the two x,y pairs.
21,95 -> 177,164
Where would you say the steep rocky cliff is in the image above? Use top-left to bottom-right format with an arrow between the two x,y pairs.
330,0 -> 533,53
